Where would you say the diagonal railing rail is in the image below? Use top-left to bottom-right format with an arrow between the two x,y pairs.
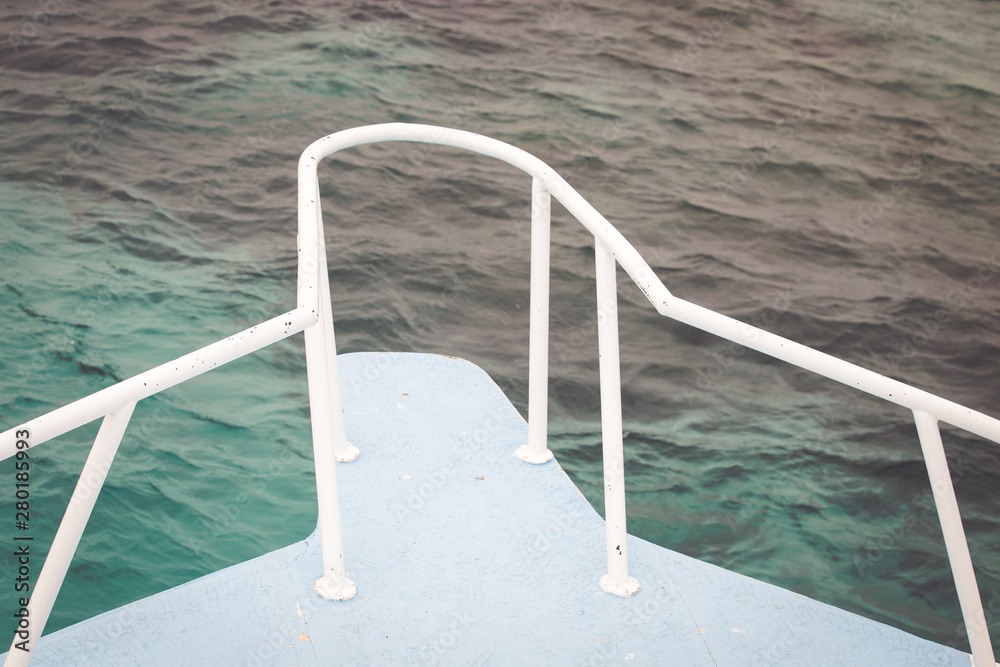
2,123 -> 997,666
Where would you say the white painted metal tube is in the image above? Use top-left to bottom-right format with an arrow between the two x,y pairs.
5,402 -> 136,666
654,295 -> 1000,446
297,153 -> 323,315
315,182 -> 359,463
296,123 -> 671,311
912,410 -> 995,666
0,121 -> 993,651
296,123 -> 1000,448
298,123 -> 1000,616
0,308 -> 316,462
305,185 -> 357,599
304,320 -> 357,600
517,178 -> 554,464
595,240 -> 639,597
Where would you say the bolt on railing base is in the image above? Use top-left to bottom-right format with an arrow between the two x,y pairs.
335,442 -> 360,463
314,573 -> 358,600
514,444 -> 554,464
600,574 -> 640,598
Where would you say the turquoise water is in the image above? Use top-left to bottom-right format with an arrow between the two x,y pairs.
1,0 -> 999,657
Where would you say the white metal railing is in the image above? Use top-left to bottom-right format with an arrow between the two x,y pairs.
1,123 -> 996,666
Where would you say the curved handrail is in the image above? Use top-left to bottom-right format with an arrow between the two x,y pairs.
301,123 -> 1000,444
296,123 -> 672,309
301,123 -> 997,663
3,123 -> 995,666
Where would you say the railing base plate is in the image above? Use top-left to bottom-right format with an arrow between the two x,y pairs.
515,445 -> 554,464
314,574 -> 358,601
599,574 -> 640,598
335,442 -> 360,463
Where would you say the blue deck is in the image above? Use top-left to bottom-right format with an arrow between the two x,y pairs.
7,353 -> 972,665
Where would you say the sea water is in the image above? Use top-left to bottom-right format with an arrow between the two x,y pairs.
1,0 -> 998,656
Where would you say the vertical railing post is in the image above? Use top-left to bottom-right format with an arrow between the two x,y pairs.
912,410 -> 995,665
517,177 -> 554,464
304,326 -> 357,600
304,184 -> 357,601
316,182 -> 359,464
6,403 -> 136,666
595,239 -> 639,597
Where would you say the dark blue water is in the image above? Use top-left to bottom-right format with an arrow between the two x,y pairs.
1,0 -> 998,657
